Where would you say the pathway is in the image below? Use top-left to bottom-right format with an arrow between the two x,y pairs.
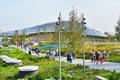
10,45 -> 120,72
55,56 -> 120,72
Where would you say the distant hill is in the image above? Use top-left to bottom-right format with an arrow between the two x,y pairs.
0,21 -> 107,37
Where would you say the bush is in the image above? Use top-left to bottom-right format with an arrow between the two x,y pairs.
109,70 -> 120,80
28,75 -> 36,80
40,49 -> 46,53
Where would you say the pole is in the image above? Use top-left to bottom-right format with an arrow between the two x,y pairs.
58,12 -> 62,80
82,34 -> 85,72
82,14 -> 85,72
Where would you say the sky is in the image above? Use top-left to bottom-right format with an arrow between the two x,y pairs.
0,0 -> 120,33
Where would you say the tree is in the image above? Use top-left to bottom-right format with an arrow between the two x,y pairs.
67,9 -> 83,56
115,17 -> 120,41
47,32 -> 53,43
43,27 -> 47,43
53,25 -> 59,43
20,28 -> 26,42
11,30 -> 20,44
37,26 -> 41,42
2,35 -> 8,42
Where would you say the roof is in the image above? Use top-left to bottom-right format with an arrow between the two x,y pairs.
0,21 -> 107,37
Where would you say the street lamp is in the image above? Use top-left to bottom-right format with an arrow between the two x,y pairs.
0,30 -> 2,42
0,30 -> 2,36
81,14 -> 86,72
56,12 -> 62,80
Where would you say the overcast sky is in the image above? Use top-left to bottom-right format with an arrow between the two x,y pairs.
0,0 -> 120,33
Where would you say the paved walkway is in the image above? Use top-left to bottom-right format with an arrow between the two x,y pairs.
11,45 -> 120,72
55,56 -> 120,72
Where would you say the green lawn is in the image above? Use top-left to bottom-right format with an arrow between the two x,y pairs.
0,47 -> 120,80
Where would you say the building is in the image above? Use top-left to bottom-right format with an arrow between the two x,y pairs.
0,21 -> 107,42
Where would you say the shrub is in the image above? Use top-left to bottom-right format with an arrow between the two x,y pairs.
40,49 -> 46,53
28,75 -> 36,80
109,70 -> 120,80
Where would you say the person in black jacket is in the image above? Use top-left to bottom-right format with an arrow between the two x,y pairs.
35,48 -> 40,55
95,51 -> 99,65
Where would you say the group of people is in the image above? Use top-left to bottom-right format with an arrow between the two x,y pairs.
28,46 -> 40,55
47,49 -> 58,59
65,51 -> 75,63
17,42 -> 110,65
91,50 -> 109,64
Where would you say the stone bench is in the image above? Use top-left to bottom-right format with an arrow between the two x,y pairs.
2,58 -> 17,62
5,59 -> 22,65
0,55 -> 22,65
18,66 -> 39,79
95,76 -> 108,80
0,55 -> 9,60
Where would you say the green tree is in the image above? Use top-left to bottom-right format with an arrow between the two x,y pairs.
20,28 -> 26,42
11,30 -> 20,44
115,17 -> 120,41
67,9 -> 83,55
47,32 -> 53,43
2,35 -> 8,42
53,25 -> 59,44
37,26 -> 40,42
43,27 -> 47,43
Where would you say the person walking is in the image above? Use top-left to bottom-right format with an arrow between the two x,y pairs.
105,50 -> 109,62
95,51 -> 99,65
65,52 -> 70,62
99,51 -> 104,64
91,50 -> 95,63
28,45 -> 32,55
35,47 -> 40,56
72,51 -> 75,58
69,53 -> 73,63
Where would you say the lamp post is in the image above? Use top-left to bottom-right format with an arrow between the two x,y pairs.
81,14 -> 86,72
56,12 -> 62,80
0,30 -> 2,36
15,30 -> 18,45
0,30 -> 2,42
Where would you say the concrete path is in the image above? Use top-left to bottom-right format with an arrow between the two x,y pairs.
10,45 -> 120,72
55,56 -> 120,72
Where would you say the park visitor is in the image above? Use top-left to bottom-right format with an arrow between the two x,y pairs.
65,51 -> 70,62
69,53 -> 73,63
72,51 -> 75,58
99,51 -> 104,64
35,48 -> 40,56
91,50 -> 95,63
105,50 -> 109,62
95,51 -> 99,65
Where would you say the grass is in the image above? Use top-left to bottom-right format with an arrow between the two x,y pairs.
0,45 -> 120,80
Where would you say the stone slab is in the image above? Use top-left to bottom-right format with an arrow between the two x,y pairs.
18,66 -> 39,71
18,66 -> 39,79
